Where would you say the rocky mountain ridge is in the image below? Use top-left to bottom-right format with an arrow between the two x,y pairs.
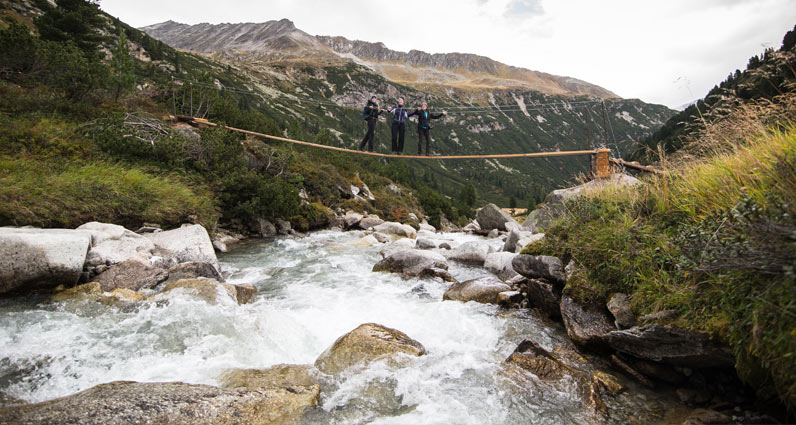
141,18 -> 616,97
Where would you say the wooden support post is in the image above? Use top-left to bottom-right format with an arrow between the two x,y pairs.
595,148 -> 612,178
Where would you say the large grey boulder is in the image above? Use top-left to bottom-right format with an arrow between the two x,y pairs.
449,241 -> 494,265
484,252 -> 520,281
145,225 -> 220,273
560,295 -> 616,347
358,214 -> 384,230
605,324 -> 734,368
462,220 -> 481,233
524,174 -> 640,232
0,228 -> 92,294
0,380 -> 317,425
372,222 -> 417,239
525,279 -> 562,319
343,211 -> 364,229
91,258 -> 168,292
415,238 -> 438,250
476,203 -> 517,231
315,323 -> 426,375
443,276 -> 511,304
372,250 -> 452,281
512,254 -> 566,285
253,218 -> 277,237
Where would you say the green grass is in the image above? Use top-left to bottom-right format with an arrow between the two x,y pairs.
0,156 -> 218,229
523,126 -> 796,408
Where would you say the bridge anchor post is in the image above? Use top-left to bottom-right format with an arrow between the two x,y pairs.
595,148 -> 612,179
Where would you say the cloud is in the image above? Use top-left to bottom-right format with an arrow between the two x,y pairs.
504,0 -> 545,18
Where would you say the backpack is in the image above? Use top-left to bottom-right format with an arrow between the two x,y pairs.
362,105 -> 369,121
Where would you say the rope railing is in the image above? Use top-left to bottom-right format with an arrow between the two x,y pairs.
176,115 -> 600,160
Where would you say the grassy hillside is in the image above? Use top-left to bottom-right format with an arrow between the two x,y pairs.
523,95 -> 796,409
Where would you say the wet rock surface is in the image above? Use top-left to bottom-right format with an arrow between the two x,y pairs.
315,323 -> 426,375
372,249 -> 451,280
0,380 -> 316,425
443,276 -> 511,304
91,258 -> 168,292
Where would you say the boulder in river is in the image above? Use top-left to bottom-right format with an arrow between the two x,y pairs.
78,222 -> 155,270
512,254 -> 566,285
462,220 -> 481,233
372,222 -> 417,239
158,278 -> 238,305
233,283 -> 257,305
448,241 -> 494,265
415,238 -> 438,250
91,258 -> 168,292
505,339 -> 573,381
0,380 -> 316,425
0,227 -> 92,295
343,211 -> 364,229
372,250 -> 452,281
165,261 -> 225,283
476,203 -> 517,231
418,221 -> 436,233
484,252 -> 520,281
358,215 -> 384,230
560,295 -> 616,347
605,324 -> 734,368
145,224 -> 220,273
253,218 -> 278,237
315,323 -> 426,375
443,276 -> 511,304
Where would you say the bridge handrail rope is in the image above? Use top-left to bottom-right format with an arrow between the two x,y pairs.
176,115 -> 601,160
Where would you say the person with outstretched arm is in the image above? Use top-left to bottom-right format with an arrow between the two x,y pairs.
411,102 -> 446,156
358,95 -> 383,152
387,97 -> 410,153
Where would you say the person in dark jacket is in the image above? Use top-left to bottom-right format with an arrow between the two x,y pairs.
411,102 -> 446,156
387,97 -> 410,153
358,95 -> 382,152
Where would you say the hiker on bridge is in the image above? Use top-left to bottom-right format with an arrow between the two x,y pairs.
412,102 -> 446,156
387,97 -> 410,154
359,95 -> 383,152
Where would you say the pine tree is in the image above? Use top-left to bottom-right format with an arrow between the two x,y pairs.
111,32 -> 135,101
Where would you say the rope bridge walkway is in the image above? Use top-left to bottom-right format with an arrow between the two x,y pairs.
171,115 -> 662,175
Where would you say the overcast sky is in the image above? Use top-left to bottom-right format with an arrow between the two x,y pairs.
100,0 -> 796,109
